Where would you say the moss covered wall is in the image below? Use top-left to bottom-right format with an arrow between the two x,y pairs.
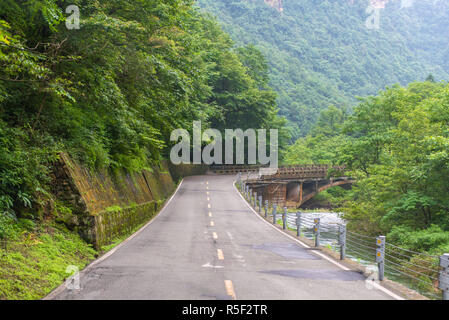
50,153 -> 175,248
168,163 -> 209,182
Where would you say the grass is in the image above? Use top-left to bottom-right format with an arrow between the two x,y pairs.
0,220 -> 97,300
0,197 -> 171,300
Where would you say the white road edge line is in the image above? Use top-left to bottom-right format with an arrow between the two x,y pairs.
44,179 -> 185,300
232,181 -> 404,301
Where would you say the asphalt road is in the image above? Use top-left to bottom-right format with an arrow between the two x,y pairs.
50,175 -> 397,300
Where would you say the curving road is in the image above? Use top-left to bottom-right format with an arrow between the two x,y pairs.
50,175 -> 398,300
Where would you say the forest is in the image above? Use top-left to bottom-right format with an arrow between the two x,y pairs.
284,81 -> 449,256
0,0 -> 287,231
198,0 -> 449,139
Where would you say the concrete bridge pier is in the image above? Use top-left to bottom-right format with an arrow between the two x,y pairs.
248,178 -> 354,209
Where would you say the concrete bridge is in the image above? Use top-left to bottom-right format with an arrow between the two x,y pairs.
211,165 -> 354,208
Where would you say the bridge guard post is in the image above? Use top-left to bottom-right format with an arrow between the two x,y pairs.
439,254 -> 449,300
376,236 -> 386,281
314,218 -> 320,248
264,200 -> 268,218
282,207 -> 287,230
338,224 -> 346,260
272,204 -> 277,225
296,212 -> 302,237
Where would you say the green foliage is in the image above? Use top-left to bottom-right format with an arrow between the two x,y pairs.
387,225 -> 449,255
283,105 -> 348,165
285,81 -> 449,254
0,221 -> 96,300
0,120 -> 58,220
197,0 -> 449,139
0,0 -> 286,220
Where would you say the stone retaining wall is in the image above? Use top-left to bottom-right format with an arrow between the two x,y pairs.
50,153 -> 175,248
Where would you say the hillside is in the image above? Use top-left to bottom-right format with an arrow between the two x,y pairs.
197,0 -> 449,138
0,0 -> 289,298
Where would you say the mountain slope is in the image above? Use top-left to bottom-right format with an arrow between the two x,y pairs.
197,0 -> 449,138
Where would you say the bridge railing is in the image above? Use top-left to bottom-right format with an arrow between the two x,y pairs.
212,165 -> 348,179
236,175 -> 448,300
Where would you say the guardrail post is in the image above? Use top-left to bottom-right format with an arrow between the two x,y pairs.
338,224 -> 346,260
296,211 -> 302,237
282,207 -> 287,230
272,204 -> 277,224
264,200 -> 268,218
237,172 -> 242,189
376,236 -> 386,281
439,254 -> 449,300
258,196 -> 262,214
314,218 -> 320,247
253,192 -> 257,208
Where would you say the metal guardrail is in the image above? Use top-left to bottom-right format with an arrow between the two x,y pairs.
236,173 -> 448,300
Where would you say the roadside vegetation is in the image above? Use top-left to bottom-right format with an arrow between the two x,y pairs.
0,0 -> 287,299
284,81 -> 449,257
0,219 -> 96,300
